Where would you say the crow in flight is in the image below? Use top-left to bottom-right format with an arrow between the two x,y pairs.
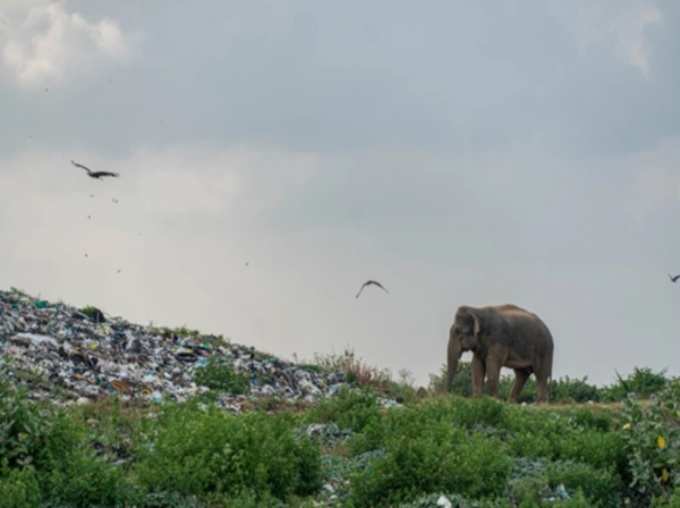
669,274 -> 680,283
71,160 -> 119,179
356,280 -> 389,298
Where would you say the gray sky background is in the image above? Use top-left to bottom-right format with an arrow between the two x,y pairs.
1,0 -> 679,386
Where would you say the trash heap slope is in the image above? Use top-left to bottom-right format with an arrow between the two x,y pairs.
0,288 -> 346,407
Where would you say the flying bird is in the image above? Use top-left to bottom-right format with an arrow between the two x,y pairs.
355,280 -> 389,298
71,160 -> 119,179
112,198 -> 119,204
669,274 -> 680,283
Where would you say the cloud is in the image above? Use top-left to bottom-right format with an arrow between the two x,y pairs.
564,1 -> 662,78
627,135 -> 680,221
0,1 -> 130,86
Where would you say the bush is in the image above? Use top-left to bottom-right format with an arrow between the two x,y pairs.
135,403 -> 321,501
304,387 -> 382,433
503,406 -> 626,476
36,413 -> 138,507
429,362 -> 473,396
0,468 -> 41,508
315,349 -> 392,387
546,460 -> 621,508
653,487 -> 680,507
602,368 -> 669,401
79,305 -> 106,323
193,357 -> 250,394
549,377 -> 601,403
0,383 -> 137,507
0,383 -> 51,471
619,380 -> 680,503
349,424 -> 512,506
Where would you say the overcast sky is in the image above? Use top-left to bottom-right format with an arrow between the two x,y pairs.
1,1 -> 679,387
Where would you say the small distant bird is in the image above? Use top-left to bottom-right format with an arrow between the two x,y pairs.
89,194 -> 95,198
112,198 -> 119,204
669,274 -> 680,283
84,253 -> 89,258
71,160 -> 119,179
355,280 -> 389,298
116,269 -> 122,274
245,262 -> 249,267
87,215 -> 92,220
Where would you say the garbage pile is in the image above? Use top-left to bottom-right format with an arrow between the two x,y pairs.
0,288 -> 347,409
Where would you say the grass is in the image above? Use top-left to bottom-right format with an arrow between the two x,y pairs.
1,347 -> 679,507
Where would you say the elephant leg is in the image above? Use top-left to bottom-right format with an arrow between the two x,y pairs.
484,357 -> 502,398
509,369 -> 530,403
536,375 -> 549,403
471,355 -> 485,396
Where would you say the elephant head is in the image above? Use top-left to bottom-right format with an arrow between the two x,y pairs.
447,306 -> 482,391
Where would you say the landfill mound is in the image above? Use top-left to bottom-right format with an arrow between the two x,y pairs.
0,288 -> 346,409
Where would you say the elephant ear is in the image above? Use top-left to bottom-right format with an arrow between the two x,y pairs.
456,306 -> 482,336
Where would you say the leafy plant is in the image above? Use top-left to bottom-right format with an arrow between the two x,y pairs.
602,368 -> 669,401
0,468 -> 41,508
304,387 -> 381,434
619,380 -> 680,503
79,305 -> 106,323
135,403 -> 322,500
349,424 -> 512,506
193,357 -> 250,394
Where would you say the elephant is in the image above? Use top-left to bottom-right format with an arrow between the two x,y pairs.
447,304 -> 554,403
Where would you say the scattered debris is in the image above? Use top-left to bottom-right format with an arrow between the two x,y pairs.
0,288 -> 347,409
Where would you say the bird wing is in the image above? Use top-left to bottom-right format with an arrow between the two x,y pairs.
91,171 -> 119,178
369,280 -> 389,293
356,282 -> 368,298
71,160 -> 92,173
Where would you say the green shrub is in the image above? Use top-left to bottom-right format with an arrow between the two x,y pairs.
0,383 -> 51,471
349,424 -> 512,506
504,406 -> 626,476
397,492 -> 512,507
546,460 -> 621,508
601,368 -> 669,401
429,362 -> 473,395
135,403 -> 321,500
304,387 -> 381,433
193,357 -> 250,394
0,468 -> 41,508
619,381 -> 680,502
0,384 -> 137,507
549,377 -> 601,403
79,305 -> 105,323
37,413 -> 138,507
653,487 -> 680,507
449,397 -> 507,429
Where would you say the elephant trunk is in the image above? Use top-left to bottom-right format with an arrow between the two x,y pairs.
447,332 -> 461,392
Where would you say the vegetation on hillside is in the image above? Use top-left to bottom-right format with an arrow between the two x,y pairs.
0,351 -> 679,507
